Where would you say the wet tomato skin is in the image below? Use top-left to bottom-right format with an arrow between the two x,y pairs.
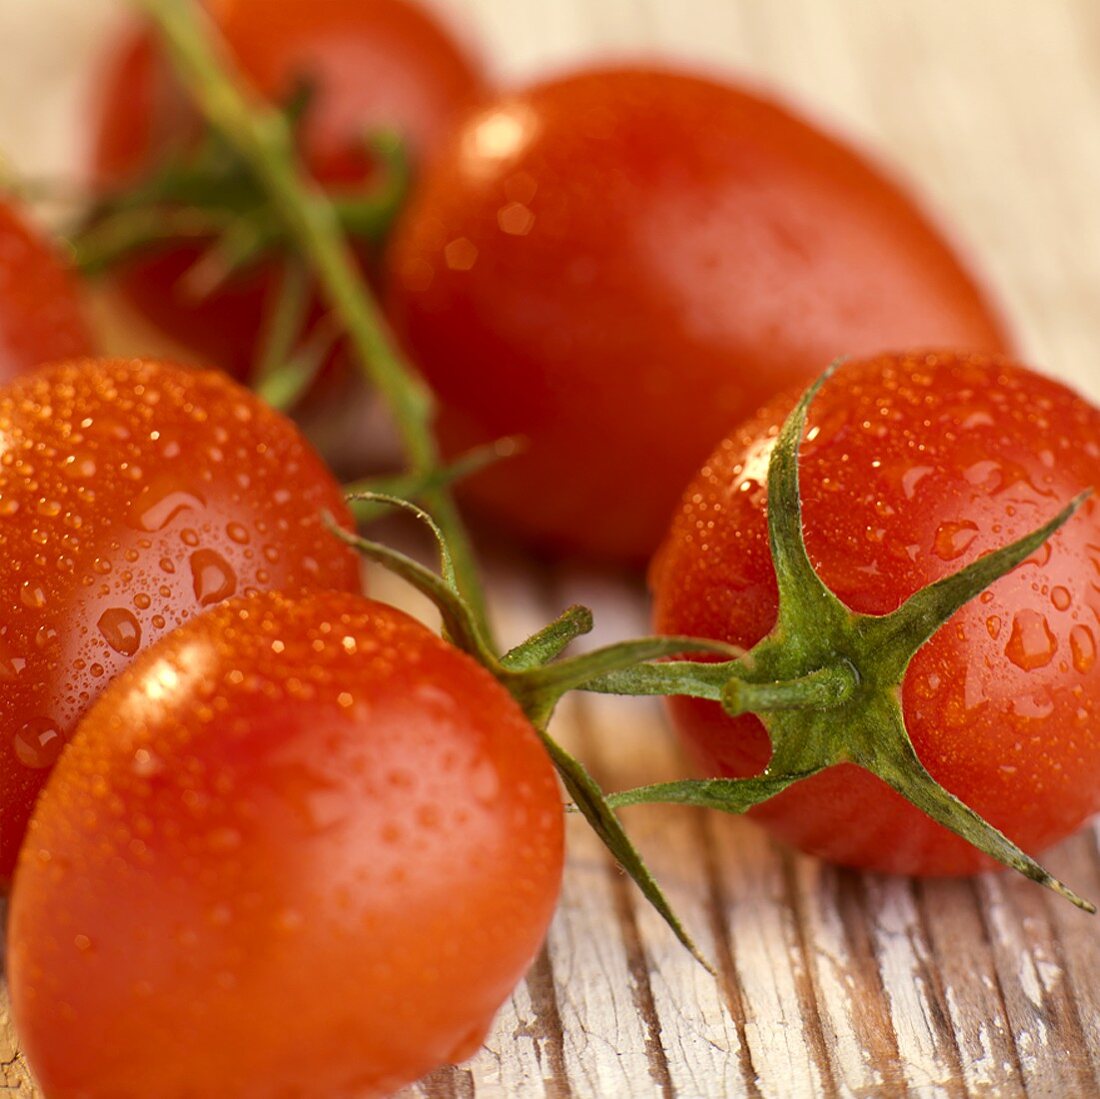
384,68 -> 1013,564
92,0 -> 488,380
0,201 -> 93,383
9,590 -> 564,1099
653,351 -> 1100,875
0,358 -> 360,883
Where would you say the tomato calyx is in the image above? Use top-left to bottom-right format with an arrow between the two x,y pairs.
327,492 -> 738,968
78,71 -> 409,271
585,363 -> 1095,914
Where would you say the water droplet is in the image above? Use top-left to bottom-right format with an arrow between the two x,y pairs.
73,933 -> 93,953
901,465 -> 934,499
0,497 -> 20,516
226,522 -> 250,545
443,237 -> 478,270
14,717 -> 64,769
35,625 -> 57,650
986,616 -> 1002,640
1005,610 -> 1057,671
1051,586 -> 1072,611
1071,624 -> 1096,673
190,549 -> 237,607
97,607 -> 142,656
132,747 -> 163,777
36,499 -> 61,518
933,520 -> 979,561
129,480 -> 206,533
20,581 -> 46,609
63,453 -> 97,481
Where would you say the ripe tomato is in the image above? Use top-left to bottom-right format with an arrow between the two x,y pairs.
9,590 -> 564,1099
383,68 -> 1013,563
0,357 -> 360,883
0,200 -> 93,383
653,350 -> 1100,875
91,0 -> 487,379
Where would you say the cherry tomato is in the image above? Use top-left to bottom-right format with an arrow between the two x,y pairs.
91,0 -> 488,379
653,350 -> 1100,875
0,357 -> 360,883
383,68 -> 1013,563
9,589 -> 563,1099
0,200 -> 93,383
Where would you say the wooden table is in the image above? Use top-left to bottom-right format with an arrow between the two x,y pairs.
2,1 -> 1100,1095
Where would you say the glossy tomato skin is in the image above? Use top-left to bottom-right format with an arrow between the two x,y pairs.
92,0 -> 488,378
384,68 -> 1013,563
0,202 -> 93,383
9,590 -> 563,1099
653,351 -> 1100,875
0,358 -> 360,884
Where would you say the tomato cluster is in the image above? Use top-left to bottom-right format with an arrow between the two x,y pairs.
2,0 -> 1098,1096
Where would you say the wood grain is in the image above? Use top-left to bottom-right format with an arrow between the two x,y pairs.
2,0 -> 1100,1096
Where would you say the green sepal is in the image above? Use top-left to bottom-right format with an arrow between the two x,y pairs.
324,497 -> 494,665
537,726 -> 714,973
862,490 -> 1090,681
501,606 -> 595,671
606,770 -> 823,812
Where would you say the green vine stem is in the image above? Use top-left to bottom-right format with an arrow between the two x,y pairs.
133,0 -> 494,646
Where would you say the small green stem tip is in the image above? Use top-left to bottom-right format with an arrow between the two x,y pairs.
722,662 -> 859,717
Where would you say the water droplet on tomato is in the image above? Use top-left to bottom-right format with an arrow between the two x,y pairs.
1071,624 -> 1096,673
190,549 -> 237,606
226,522 -> 250,545
901,465 -> 934,499
1005,610 -> 1057,671
97,607 -> 142,656
62,452 -> 97,480
986,616 -> 1001,640
933,520 -> 979,561
20,581 -> 46,609
129,479 -> 205,533
36,499 -> 60,518
1051,586 -> 1072,611
14,717 -> 64,769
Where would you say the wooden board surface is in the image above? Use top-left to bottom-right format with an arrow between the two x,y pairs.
3,1 -> 1100,1096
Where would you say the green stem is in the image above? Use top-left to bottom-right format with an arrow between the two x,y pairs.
135,0 -> 493,648
722,662 -> 858,717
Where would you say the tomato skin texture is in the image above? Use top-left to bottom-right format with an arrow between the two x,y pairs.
653,351 -> 1100,875
0,358 -> 360,883
383,68 -> 1013,563
0,202 -> 93,383
91,0 -> 487,379
9,590 -> 563,1099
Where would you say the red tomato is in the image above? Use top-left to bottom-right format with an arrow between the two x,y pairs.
91,0 -> 487,379
9,589 -> 563,1099
383,68 -> 1013,563
653,351 -> 1100,875
0,357 -> 360,884
0,201 -> 93,382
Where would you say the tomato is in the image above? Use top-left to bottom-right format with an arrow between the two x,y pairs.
383,68 -> 1013,563
0,200 -> 93,383
91,0 -> 488,379
652,350 -> 1100,875
0,357 -> 360,884
9,589 -> 564,1099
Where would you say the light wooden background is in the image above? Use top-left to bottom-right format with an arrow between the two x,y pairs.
2,2 -> 1100,1097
